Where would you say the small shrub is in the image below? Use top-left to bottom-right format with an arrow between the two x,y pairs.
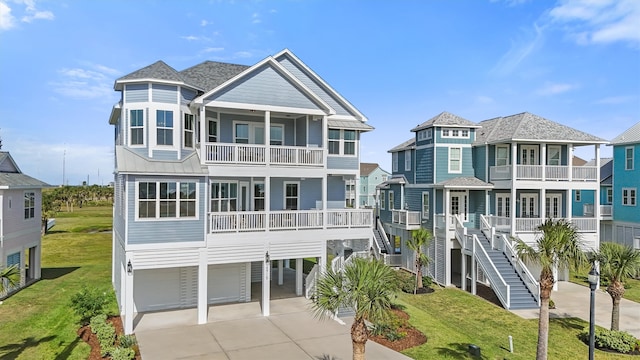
422,276 -> 433,287
579,327 -> 638,353
385,329 -> 406,341
370,323 -> 392,336
394,271 -> 416,293
111,346 -> 135,360
69,286 -> 108,324
89,314 -> 108,333
96,322 -> 116,353
549,299 -> 556,309
118,334 -> 138,349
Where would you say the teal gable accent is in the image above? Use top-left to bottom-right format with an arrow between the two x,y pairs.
613,144 -> 640,223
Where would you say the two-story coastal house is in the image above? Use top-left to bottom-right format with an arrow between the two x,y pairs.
0,152 -> 48,298
357,163 -> 389,208
108,49 -> 375,334
608,122 -> 640,248
376,112 -> 606,310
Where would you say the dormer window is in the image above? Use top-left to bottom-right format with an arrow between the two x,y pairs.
130,109 -> 144,145
442,128 -> 470,138
156,110 -> 174,146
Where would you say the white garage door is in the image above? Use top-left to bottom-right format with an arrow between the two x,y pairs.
208,263 -> 248,304
134,267 -> 197,312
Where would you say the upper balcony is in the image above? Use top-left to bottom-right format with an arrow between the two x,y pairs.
600,205 -> 613,220
490,165 -> 598,182
483,215 -> 597,233
391,209 -> 422,230
202,143 -> 324,167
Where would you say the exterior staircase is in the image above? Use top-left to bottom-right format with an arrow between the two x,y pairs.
466,228 -> 538,310
372,226 -> 391,254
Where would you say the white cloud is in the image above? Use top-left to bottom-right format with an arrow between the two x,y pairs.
491,22 -> 545,76
548,0 -> 640,45
475,95 -> 495,104
203,47 -> 224,53
182,35 -> 199,41
595,95 -> 636,104
535,82 -> 579,96
200,20 -> 210,26
252,12 -> 261,24
0,1 -> 16,30
234,51 -> 253,58
51,62 -> 119,100
22,9 -> 52,22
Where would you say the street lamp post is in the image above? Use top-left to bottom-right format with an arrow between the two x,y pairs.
588,265 -> 600,360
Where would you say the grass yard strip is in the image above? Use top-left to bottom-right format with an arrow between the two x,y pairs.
397,288 -> 630,359
571,267 -> 640,303
0,206 -> 117,360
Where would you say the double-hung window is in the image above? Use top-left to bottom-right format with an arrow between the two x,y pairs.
211,182 -> 238,212
343,130 -> 356,155
496,145 -> 509,167
138,181 -> 197,219
380,191 -> 386,210
422,192 -> 430,219
208,119 -> 218,142
130,109 -> 144,145
24,192 -> 35,219
254,183 -> 265,211
328,129 -> 357,155
270,125 -> 284,145
449,147 -> 462,173
184,114 -> 194,148
405,150 -> 411,171
328,129 -> 340,154
284,182 -> 299,210
607,188 -> 613,204
622,188 -> 636,206
156,110 -> 173,145
575,190 -> 581,202
392,152 -> 398,172
548,145 -> 561,166
388,191 -> 394,210
626,147 -> 634,170
234,124 -> 249,144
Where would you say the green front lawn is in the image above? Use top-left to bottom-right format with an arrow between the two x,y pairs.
398,288 -> 630,359
571,266 -> 640,303
0,206 -> 117,360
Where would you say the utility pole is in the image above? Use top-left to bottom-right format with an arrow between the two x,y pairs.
62,148 -> 66,186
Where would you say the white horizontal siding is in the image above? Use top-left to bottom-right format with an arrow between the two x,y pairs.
131,248 -> 200,269
268,239 -> 323,259
207,243 -> 265,264
152,84 -> 178,104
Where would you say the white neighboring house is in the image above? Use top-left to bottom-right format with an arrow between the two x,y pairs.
0,151 -> 48,298
108,49 -> 375,334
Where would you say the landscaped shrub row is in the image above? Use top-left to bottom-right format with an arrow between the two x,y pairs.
579,327 -> 640,354
394,270 -> 432,294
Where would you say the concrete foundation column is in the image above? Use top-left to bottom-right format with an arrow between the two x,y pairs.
262,252 -> 270,316
278,259 -> 284,285
197,248 -> 208,324
296,258 -> 303,296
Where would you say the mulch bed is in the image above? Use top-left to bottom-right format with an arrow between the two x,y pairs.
369,308 -> 427,352
77,316 -> 141,360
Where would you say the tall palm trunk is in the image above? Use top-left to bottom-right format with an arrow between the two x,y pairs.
351,317 -> 368,360
536,271 -> 554,360
607,281 -> 625,331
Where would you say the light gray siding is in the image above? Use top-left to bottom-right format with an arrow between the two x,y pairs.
295,117 -> 307,146
152,84 -> 178,104
308,118 -> 322,146
180,88 -> 197,105
327,176 -> 345,204
152,150 -> 178,160
209,64 -> 321,110
327,156 -> 358,170
125,84 -> 148,103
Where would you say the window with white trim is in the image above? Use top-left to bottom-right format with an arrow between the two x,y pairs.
575,190 -> 581,202
208,119 -> 218,142
392,152 -> 398,172
184,114 -> 194,148
156,110 -> 173,145
449,147 -> 462,173
496,145 -> 509,167
380,191 -> 386,210
622,188 -> 636,206
626,147 -> 634,170
328,129 -> 340,154
211,182 -> 238,212
417,128 -> 433,141
442,128 -> 470,138
548,145 -> 561,166
270,125 -> 284,145
388,191 -> 394,210
607,188 -> 613,204
130,109 -> 144,145
344,130 -> 356,155
235,123 -> 249,144
138,181 -> 197,219
405,150 -> 411,171
284,182 -> 299,210
327,129 -> 357,156
24,192 -> 35,219
254,182 -> 265,211
422,192 -> 429,219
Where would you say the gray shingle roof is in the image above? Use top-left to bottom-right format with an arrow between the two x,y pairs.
0,152 -> 48,188
117,61 -> 185,83
610,121 -> 640,145
434,176 -> 493,189
115,147 -> 207,175
412,111 -> 480,132
474,112 -> 606,145
179,61 -> 250,93
388,138 -> 415,153
327,119 -> 374,131
376,174 -> 407,189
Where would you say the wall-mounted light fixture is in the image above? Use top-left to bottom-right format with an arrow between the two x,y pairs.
127,260 -> 133,275
265,251 -> 270,263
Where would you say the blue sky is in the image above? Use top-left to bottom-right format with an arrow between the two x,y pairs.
1,0 -> 638,185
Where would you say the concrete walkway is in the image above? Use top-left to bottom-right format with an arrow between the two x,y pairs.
511,281 -> 640,338
134,297 -> 413,360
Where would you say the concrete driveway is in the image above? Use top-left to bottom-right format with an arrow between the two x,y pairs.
511,281 -> 640,338
134,297 -> 413,360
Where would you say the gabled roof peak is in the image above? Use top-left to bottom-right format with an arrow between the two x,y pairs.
412,111 -> 480,132
610,121 -> 640,145
116,60 -> 186,86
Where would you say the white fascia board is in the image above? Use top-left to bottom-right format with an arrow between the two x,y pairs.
202,100 -> 327,116
116,78 -> 195,91
109,102 -> 122,125
126,241 -> 205,251
193,56 -> 335,115
273,49 -> 368,122
507,139 -> 609,145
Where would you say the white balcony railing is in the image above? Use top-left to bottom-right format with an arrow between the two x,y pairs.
600,205 -> 613,217
391,210 -> 421,229
489,165 -> 598,182
203,143 -> 324,166
484,215 -> 597,233
209,209 -> 372,233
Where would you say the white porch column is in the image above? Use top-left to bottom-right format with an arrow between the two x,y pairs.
265,176 -> 271,232
265,110 -> 271,149
295,258 -> 303,296
124,254 -> 134,335
401,184 -> 405,210
262,252 -> 270,316
510,143 -> 518,236
278,259 -> 284,285
568,144 -> 574,181
197,248 -> 208,324
284,259 -> 290,268
199,106 -> 206,164
485,190 -> 490,215
444,188 -> 451,286
322,176 -> 327,229
541,188 -> 546,219
354,177 -> 360,209
471,242 -> 477,295
566,189 -> 572,222
595,144 -> 601,251
541,143 -> 547,181
461,253 -> 466,291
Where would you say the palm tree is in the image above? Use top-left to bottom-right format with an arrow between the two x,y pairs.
311,257 -> 398,360
1,265 -> 20,294
406,227 -> 433,293
590,242 -> 640,331
515,218 -> 585,360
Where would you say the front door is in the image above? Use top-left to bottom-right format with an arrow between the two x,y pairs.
450,190 -> 468,223
520,194 -> 539,218
496,194 -> 511,218
545,194 -> 562,219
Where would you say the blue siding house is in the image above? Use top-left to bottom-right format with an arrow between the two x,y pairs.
376,111 -> 606,310
109,49 -> 375,334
